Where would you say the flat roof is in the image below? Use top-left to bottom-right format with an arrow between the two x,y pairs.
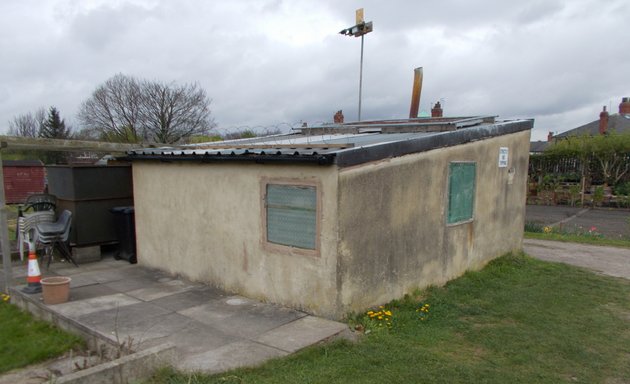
125,117 -> 533,168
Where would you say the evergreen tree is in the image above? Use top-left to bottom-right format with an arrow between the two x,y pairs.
39,107 -> 71,164
40,107 -> 70,139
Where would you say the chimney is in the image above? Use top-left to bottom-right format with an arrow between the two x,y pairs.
431,101 -> 443,118
620,97 -> 630,115
547,132 -> 554,142
409,67 -> 423,118
333,110 -> 344,124
599,106 -> 608,135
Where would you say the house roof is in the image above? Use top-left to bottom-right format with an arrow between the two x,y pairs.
555,114 -> 630,138
125,116 -> 533,168
529,141 -> 550,153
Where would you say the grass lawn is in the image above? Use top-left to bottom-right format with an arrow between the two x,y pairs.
149,253 -> 630,384
0,297 -> 83,374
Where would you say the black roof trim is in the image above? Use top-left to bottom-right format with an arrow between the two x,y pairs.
122,152 -> 336,166
335,119 -> 533,167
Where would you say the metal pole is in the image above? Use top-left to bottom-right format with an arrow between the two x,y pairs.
358,34 -> 364,121
0,150 -> 12,293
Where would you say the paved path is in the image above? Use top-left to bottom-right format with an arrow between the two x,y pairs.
524,239 -> 630,280
7,258 -> 349,375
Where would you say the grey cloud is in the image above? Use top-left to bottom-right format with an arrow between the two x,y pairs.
69,3 -> 158,50
1,0 -> 628,142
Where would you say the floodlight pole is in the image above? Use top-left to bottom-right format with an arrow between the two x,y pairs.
339,8 -> 373,122
358,34 -> 365,122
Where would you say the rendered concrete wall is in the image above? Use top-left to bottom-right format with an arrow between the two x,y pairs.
133,129 -> 530,319
336,130 -> 530,314
132,163 -> 340,316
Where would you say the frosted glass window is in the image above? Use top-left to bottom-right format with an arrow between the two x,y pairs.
266,184 -> 317,249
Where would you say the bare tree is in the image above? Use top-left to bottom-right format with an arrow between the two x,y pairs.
78,74 -> 215,144
140,80 -> 214,143
78,74 -> 143,143
8,108 -> 46,137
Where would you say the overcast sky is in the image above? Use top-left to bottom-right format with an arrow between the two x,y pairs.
1,0 -> 628,140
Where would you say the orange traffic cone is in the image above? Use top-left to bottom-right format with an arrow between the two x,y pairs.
21,247 -> 42,294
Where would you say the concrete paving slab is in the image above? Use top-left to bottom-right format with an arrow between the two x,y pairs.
80,269 -> 130,284
66,273 -> 100,289
52,259 -> 130,275
125,279 -> 200,301
103,274 -> 160,293
179,295 -> 307,339
149,286 -> 227,312
68,283 -> 119,302
52,293 -> 141,317
121,266 -> 173,281
47,264 -> 83,276
255,315 -> 348,353
114,313 -> 198,350
77,301 -> 175,342
176,340 -> 288,373
141,320 -> 240,355
103,279 -> 151,293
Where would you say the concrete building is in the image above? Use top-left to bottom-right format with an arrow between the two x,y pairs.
126,116 -> 533,319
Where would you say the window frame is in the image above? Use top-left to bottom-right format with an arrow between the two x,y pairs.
260,177 -> 321,257
446,161 -> 476,226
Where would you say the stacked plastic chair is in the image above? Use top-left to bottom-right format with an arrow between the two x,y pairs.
35,210 -> 78,268
17,211 -> 55,260
17,194 -> 57,260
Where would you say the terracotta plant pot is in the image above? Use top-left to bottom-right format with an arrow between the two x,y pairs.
41,276 -> 71,305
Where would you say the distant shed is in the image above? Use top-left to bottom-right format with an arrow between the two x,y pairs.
2,160 -> 46,204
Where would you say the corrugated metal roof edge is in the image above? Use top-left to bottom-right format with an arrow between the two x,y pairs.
121,151 -> 336,165
335,119 -> 533,167
121,119 -> 533,167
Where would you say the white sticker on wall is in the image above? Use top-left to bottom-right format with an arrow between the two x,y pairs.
498,147 -> 509,168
